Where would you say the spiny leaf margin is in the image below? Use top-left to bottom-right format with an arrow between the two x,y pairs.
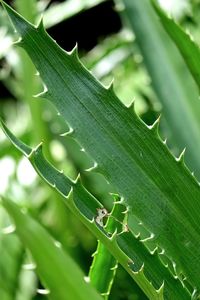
0,121 -> 191,299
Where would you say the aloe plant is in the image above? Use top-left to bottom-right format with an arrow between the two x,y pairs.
1,1 -> 200,299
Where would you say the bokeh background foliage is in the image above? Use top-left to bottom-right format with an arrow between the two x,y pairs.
1,0 -> 200,299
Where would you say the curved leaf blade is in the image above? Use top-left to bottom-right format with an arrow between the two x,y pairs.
152,1 -> 200,91
0,232 -> 23,300
89,202 -> 124,299
0,122 -> 191,299
2,198 -> 103,300
122,0 -> 200,179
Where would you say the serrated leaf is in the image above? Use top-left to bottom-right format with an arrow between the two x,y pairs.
0,122 -> 191,299
89,202 -> 124,299
1,1 -> 200,294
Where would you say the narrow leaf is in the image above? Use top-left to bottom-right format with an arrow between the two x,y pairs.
2,198 -> 103,300
89,202 -> 125,299
0,232 -> 23,300
122,0 -> 200,178
0,122 -> 191,299
152,1 -> 200,92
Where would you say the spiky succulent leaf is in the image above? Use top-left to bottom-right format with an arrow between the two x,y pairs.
1,1 -> 200,295
1,122 -> 191,299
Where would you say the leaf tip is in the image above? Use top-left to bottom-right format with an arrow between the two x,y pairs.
0,120 -> 32,156
2,0 -> 35,38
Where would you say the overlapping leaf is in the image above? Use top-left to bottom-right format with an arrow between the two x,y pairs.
1,121 -> 191,299
89,202 -> 124,299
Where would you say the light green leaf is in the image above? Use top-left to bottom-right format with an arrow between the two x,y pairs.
0,122 -> 191,299
0,231 -> 23,300
122,0 -> 200,178
2,198 -> 103,300
152,1 -> 200,92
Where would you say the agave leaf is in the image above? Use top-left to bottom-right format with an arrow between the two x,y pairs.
2,198 -> 103,300
0,122 -> 191,299
1,1 -> 200,294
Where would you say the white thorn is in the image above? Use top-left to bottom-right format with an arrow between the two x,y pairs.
35,70 -> 40,76
163,138 -> 167,145
140,232 -> 155,242
85,161 -> 98,172
157,281 -> 164,294
159,248 -> 165,255
33,85 -> 48,98
149,246 -> 158,255
60,127 -> 74,136
148,115 -> 161,130
176,148 -> 186,162
37,289 -> 50,295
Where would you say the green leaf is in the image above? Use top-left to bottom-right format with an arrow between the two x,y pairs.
2,198 -> 103,300
0,122 -> 191,299
0,231 -> 23,300
1,1 -> 200,295
89,202 -> 125,299
152,1 -> 200,92
122,0 -> 200,178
